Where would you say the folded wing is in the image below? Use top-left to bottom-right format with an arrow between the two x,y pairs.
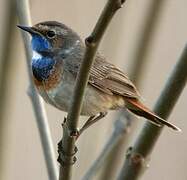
89,55 -> 140,98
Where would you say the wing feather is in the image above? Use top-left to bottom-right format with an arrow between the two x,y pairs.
89,55 -> 140,98
63,52 -> 140,99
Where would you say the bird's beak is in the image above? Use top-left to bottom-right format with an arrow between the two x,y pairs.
17,25 -> 38,35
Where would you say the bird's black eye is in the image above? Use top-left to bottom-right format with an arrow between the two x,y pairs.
46,30 -> 56,39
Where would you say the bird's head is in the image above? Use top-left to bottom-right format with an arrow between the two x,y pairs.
18,21 -> 83,55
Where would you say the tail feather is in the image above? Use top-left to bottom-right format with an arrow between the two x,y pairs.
125,98 -> 181,132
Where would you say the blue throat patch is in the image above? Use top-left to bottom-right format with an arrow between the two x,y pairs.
31,35 -> 55,81
31,34 -> 51,51
32,54 -> 55,82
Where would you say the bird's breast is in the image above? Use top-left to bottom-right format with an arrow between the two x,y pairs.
31,52 -> 63,91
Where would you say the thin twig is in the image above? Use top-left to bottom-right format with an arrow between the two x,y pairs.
0,1 -> 16,177
58,0 -> 127,180
16,1 -> 58,180
117,44 -> 187,180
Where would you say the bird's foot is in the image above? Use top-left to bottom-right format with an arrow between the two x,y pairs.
61,117 -> 67,127
77,112 -> 107,139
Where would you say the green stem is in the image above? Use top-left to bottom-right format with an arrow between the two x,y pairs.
59,1 -> 126,180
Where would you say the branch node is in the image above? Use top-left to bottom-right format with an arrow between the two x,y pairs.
85,36 -> 96,47
61,117 -> 67,127
57,141 -> 78,166
57,155 -> 77,167
115,0 -> 126,10
69,129 -> 79,138
126,147 -> 145,167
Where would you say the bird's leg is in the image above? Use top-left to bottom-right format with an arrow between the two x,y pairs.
61,116 -> 67,126
77,112 -> 107,139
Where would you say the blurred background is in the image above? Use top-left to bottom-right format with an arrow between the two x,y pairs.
0,0 -> 187,180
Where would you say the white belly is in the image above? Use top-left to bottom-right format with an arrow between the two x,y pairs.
46,80 -> 125,116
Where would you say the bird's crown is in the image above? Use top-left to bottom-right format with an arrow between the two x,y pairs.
33,21 -> 70,39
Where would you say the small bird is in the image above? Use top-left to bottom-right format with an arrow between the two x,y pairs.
18,21 -> 180,134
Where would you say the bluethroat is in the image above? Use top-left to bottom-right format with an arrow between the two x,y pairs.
18,21 -> 180,134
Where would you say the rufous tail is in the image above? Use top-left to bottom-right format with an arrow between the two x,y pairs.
125,98 -> 181,132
